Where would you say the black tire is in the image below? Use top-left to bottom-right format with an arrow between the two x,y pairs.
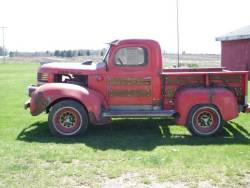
48,100 -> 88,137
187,104 -> 223,137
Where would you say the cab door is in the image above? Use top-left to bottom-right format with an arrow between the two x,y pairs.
107,45 -> 153,110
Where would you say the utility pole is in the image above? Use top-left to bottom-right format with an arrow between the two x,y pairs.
0,27 -> 7,62
176,0 -> 180,67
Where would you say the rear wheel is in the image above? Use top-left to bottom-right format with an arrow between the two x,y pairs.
187,104 -> 223,137
48,100 -> 88,137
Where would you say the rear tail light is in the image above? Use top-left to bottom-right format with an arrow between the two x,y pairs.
37,73 -> 48,82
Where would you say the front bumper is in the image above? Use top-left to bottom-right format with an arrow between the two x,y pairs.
24,85 -> 38,110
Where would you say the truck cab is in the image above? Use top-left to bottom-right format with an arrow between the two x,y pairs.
25,39 -> 250,137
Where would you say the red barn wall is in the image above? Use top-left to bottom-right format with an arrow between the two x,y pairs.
221,39 -> 250,75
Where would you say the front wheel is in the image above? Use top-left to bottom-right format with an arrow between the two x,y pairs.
187,104 -> 223,137
48,100 -> 88,137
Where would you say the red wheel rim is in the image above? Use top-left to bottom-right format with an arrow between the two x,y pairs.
53,107 -> 82,135
192,107 -> 220,134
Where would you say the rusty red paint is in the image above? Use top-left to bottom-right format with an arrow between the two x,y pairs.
30,92 -> 50,116
175,88 -> 238,125
29,83 -> 106,123
25,39 -> 250,130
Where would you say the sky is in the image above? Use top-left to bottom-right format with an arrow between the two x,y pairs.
0,0 -> 250,54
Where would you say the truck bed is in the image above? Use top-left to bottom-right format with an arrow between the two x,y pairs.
161,69 -> 248,110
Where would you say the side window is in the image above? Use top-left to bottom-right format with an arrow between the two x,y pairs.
115,47 -> 147,66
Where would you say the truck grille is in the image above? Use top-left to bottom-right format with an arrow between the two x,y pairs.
37,73 -> 48,82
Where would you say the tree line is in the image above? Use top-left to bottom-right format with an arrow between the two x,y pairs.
54,49 -> 105,57
0,47 -> 7,56
1,46 -> 106,57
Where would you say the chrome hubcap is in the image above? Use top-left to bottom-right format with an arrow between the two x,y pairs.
60,112 -> 76,128
198,112 -> 212,127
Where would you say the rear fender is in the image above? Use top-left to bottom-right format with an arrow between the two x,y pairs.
30,83 -> 107,121
175,87 -> 238,125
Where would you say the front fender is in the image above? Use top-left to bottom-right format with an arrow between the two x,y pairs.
175,87 -> 238,125
30,83 -> 106,121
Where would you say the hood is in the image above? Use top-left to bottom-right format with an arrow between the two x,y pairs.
38,62 -> 106,75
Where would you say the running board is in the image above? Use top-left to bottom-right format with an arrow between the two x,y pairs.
102,110 -> 176,118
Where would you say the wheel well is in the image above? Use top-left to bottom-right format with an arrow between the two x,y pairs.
46,97 -> 89,117
187,103 -> 221,123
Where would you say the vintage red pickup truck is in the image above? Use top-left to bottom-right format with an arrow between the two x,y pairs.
25,39 -> 250,137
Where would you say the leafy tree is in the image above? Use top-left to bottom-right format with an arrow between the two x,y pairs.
9,51 -> 15,57
54,50 -> 60,57
86,50 -> 90,56
100,51 -> 104,56
66,50 -> 73,57
60,50 -> 67,57
0,47 -> 7,56
78,50 -> 84,56
72,50 -> 78,57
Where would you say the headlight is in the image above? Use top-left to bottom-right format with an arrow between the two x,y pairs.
27,85 -> 37,97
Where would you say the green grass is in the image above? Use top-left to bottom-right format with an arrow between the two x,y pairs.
0,63 -> 249,187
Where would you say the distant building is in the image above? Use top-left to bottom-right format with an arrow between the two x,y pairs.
216,25 -> 250,78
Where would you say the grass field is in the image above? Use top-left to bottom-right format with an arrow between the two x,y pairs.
0,63 -> 249,188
